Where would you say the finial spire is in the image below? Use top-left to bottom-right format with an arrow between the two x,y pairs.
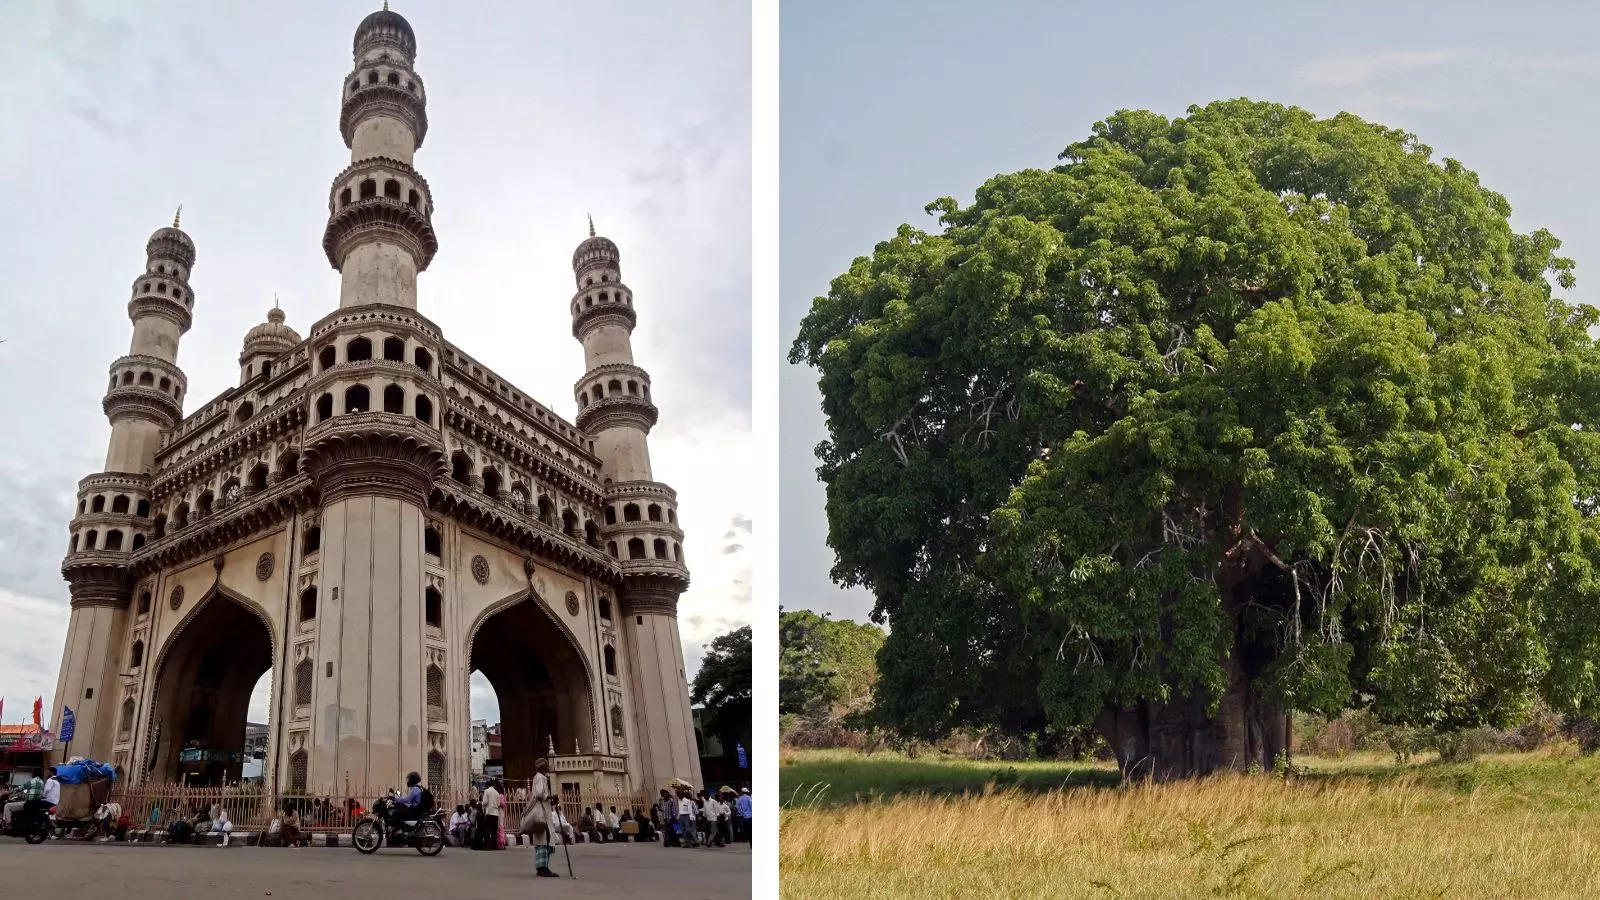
273,292 -> 280,310
173,204 -> 182,228
588,214 -> 595,237
383,0 -> 389,9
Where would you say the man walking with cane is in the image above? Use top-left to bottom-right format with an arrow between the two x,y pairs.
522,758 -> 559,878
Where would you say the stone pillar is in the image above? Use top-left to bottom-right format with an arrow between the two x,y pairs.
621,587 -> 698,790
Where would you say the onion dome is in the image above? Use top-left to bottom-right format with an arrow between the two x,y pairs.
572,215 -> 620,270
355,4 -> 416,57
241,305 -> 301,359
146,206 -> 196,267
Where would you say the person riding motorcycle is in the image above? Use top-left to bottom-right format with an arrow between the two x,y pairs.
387,772 -> 427,831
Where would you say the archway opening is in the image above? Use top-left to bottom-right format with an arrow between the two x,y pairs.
468,596 -> 592,782
148,593 -> 273,785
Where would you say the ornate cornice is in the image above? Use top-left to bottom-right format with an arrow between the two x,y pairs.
145,231 -> 195,268
132,475 -> 315,576
575,395 -> 657,434
619,559 -> 690,590
443,402 -> 604,503
326,156 -> 433,212
429,481 -> 623,586
620,581 -> 683,617
78,471 -> 152,494
574,362 -> 650,396
339,82 -> 428,149
323,196 -> 438,271
62,555 -> 133,609
571,303 -> 636,340
310,303 -> 443,342
301,415 -> 446,507
150,401 -> 306,503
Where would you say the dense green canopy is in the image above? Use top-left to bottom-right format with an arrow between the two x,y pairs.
779,608 -> 886,718
791,99 -> 1600,777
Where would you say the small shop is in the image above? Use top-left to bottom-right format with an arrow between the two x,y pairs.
0,725 -> 54,787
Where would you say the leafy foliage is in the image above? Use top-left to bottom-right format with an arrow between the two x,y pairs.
692,626 -> 751,748
791,99 -> 1600,761
779,608 -> 886,718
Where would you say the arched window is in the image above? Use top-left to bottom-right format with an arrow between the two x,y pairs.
537,496 -> 554,525
129,640 -> 144,669
316,393 -> 334,422
112,495 -> 129,514
426,666 -> 445,720
220,479 -> 240,507
340,187 -> 352,208
598,596 -> 612,620
611,705 -> 624,737
562,509 -> 578,537
607,540 -> 618,558
623,503 -> 640,522
299,586 -> 317,621
138,371 -> 154,386
585,520 -> 600,546
627,538 -> 644,560
318,346 -> 337,370
668,508 -> 676,524
415,394 -> 433,424
159,377 -> 171,392
347,337 -> 372,361
122,371 -> 135,384
152,515 -> 166,538
196,491 -> 214,517
413,346 -> 432,371
450,452 -> 471,485
653,538 -> 668,558
235,401 -> 254,423
386,71 -> 399,85
249,463 -> 269,492
344,384 -> 370,413
603,645 -> 617,677
279,449 -> 301,479
131,534 -> 145,550
607,379 -> 622,395
427,751 -> 444,791
384,384 -> 405,413
605,506 -> 617,525
289,750 -> 308,792
408,189 -> 419,208
261,361 -> 272,379
627,381 -> 639,396
647,504 -> 662,522
138,591 -> 151,614
367,70 -> 379,85
77,498 -> 85,515
120,698 -> 135,734
510,484 -> 529,511
92,495 -> 106,513
360,178 -> 377,198
173,503 -> 189,528
481,467 -> 502,498
383,337 -> 405,361
136,498 -> 150,518
84,530 -> 97,550
424,525 -> 442,557
383,179 -> 401,199
295,659 -> 313,705
303,525 -> 321,555
425,586 -> 442,628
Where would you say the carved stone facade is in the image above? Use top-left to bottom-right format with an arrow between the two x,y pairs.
50,6 -> 698,798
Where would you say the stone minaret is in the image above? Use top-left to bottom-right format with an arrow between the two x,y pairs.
570,223 -> 699,785
300,5 -> 446,789
323,4 -> 437,309
55,212 -> 195,760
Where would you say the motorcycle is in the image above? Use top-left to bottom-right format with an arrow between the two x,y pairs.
351,793 -> 444,856
2,801 -> 54,844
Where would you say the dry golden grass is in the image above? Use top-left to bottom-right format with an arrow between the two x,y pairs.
780,747 -> 1600,898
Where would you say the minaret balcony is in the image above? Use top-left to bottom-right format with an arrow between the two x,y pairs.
575,363 -> 652,410
323,195 -> 438,271
60,553 -> 133,610
127,292 -> 193,334
340,80 -> 429,149
302,412 -> 446,507
571,298 -> 637,340
103,383 -> 183,429
575,394 -> 658,434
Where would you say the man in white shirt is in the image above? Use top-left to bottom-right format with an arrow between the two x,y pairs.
448,804 -> 470,846
676,789 -> 699,848
41,768 -> 61,808
479,779 -> 502,850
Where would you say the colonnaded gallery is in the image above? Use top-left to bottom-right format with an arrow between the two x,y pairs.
51,7 -> 699,797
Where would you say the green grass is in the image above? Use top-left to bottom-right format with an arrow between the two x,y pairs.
779,747 -> 1121,807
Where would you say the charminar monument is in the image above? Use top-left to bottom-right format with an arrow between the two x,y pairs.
51,6 -> 698,798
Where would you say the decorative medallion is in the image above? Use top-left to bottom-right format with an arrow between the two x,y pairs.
565,592 -> 580,616
169,585 -> 185,610
471,554 -> 490,584
256,552 -> 275,581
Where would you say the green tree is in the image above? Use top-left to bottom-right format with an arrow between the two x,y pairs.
791,99 -> 1600,779
692,626 -> 752,753
779,608 -> 886,717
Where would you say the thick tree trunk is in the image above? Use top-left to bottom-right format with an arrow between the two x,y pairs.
1095,679 -> 1285,781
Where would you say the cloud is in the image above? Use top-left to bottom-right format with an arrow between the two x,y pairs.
1296,48 -> 1600,90
1295,50 -> 1474,87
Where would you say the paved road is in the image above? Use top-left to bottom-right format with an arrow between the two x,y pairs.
0,839 -> 751,898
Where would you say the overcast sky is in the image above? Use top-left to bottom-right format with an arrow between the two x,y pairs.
780,0 -> 1600,623
0,0 -> 750,728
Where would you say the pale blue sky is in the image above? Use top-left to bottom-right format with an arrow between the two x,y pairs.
780,0 -> 1600,622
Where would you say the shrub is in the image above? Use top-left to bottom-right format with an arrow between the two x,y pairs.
1434,727 -> 1500,763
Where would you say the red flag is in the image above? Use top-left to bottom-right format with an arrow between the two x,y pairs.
32,697 -> 42,726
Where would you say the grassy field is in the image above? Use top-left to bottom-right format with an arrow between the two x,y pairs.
779,745 -> 1600,898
